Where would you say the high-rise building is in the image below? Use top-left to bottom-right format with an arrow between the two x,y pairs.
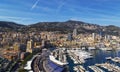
26,40 -> 33,53
13,42 -> 19,51
41,40 -> 45,47
92,33 -> 96,40
73,28 -> 77,37
67,33 -> 73,41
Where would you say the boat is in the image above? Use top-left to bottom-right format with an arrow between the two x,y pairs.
116,48 -> 120,50
99,48 -> 107,50
99,47 -> 112,51
49,55 -> 68,66
111,57 -> 120,63
106,57 -> 112,60
106,48 -> 112,51
88,47 -> 96,50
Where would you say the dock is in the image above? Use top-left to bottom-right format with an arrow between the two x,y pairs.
88,65 -> 105,72
96,63 -> 120,72
74,65 -> 88,72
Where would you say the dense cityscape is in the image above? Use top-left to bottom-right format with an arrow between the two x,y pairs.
0,27 -> 120,72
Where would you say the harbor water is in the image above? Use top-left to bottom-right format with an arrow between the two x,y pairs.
67,49 -> 120,72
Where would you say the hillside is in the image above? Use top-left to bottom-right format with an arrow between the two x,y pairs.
0,21 -> 24,32
0,20 -> 120,35
28,20 -> 120,35
28,20 -> 102,33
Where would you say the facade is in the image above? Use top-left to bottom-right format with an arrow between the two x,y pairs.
92,33 -> 95,40
26,40 -> 33,53
67,33 -> 73,41
41,49 -> 68,72
43,59 -> 68,72
13,42 -> 20,51
73,28 -> 77,37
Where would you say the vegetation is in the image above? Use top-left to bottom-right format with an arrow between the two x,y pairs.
21,53 -> 33,65
0,20 -> 120,35
18,68 -> 28,72
21,52 -> 38,65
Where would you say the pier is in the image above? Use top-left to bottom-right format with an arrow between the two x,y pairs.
67,49 -> 93,64
96,63 -> 120,72
88,65 -> 104,72
74,65 -> 87,72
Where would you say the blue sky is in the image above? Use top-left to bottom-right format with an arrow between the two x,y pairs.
0,0 -> 120,26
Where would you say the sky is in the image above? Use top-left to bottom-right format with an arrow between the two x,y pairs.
0,0 -> 120,26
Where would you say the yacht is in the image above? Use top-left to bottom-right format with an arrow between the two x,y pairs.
88,47 -> 96,50
100,47 -> 112,51
49,55 -> 68,66
106,57 -> 112,60
99,47 -> 107,50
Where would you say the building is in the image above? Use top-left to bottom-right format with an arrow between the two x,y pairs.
67,33 -> 73,41
13,42 -> 20,51
26,40 -> 34,53
19,44 -> 26,52
41,40 -> 45,47
20,52 -> 26,60
37,49 -> 68,72
73,28 -> 77,37
92,33 -> 96,40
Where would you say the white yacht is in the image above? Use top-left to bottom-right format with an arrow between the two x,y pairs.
88,47 -> 96,50
49,55 -> 68,66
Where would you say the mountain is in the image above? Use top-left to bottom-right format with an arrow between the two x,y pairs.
104,25 -> 120,35
28,20 -> 101,33
28,20 -> 120,35
0,20 -> 120,36
0,21 -> 24,32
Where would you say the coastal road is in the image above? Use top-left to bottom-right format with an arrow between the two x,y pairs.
32,56 -> 40,72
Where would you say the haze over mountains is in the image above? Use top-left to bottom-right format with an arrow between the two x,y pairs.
0,20 -> 120,35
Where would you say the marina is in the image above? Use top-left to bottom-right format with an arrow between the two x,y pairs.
96,63 -> 120,72
56,48 -> 120,72
67,49 -> 93,64
74,65 -> 87,72
88,65 -> 105,72
111,57 -> 120,63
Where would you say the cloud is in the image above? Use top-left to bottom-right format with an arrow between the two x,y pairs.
0,15 -> 33,24
56,0 -> 66,14
31,0 -> 40,10
0,16 -> 31,20
0,8 -> 46,17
